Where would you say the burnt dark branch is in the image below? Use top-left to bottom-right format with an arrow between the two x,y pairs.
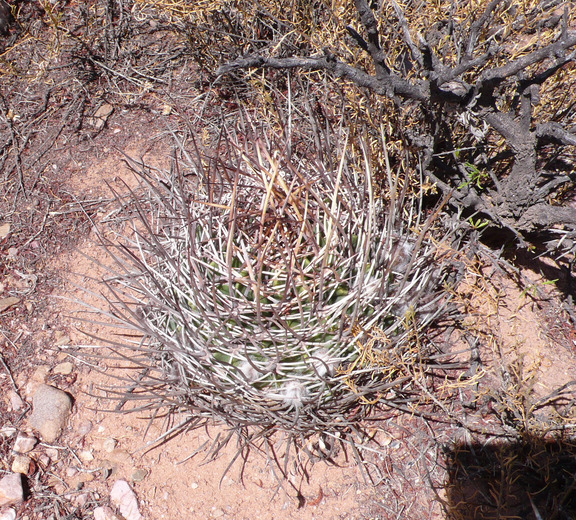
424,168 -> 510,233
535,175 -> 574,200
519,82 -> 535,131
466,0 -> 504,58
482,111 -> 522,145
390,0 -> 423,69
438,47 -> 496,85
354,0 -> 380,50
346,25 -> 368,53
479,34 -> 576,87
419,35 -> 441,74
216,54 -> 427,101
536,122 -> 576,146
562,4 -> 570,39
353,0 -> 390,77
518,57 -> 573,91
518,203 -> 576,230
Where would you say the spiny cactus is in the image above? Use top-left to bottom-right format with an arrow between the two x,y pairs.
89,119 -> 462,473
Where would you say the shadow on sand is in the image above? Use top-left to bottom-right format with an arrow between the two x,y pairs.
444,434 -> 576,520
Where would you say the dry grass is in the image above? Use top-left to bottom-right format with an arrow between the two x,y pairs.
135,0 -> 576,188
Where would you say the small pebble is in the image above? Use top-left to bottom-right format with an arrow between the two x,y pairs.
23,366 -> 49,397
74,493 -> 89,507
103,438 -> 117,453
45,448 -> 59,461
13,432 -> 37,454
53,332 -> 71,347
28,384 -> 73,442
11,455 -> 31,475
78,450 -> 94,462
110,480 -> 142,520
0,473 -> 23,507
77,420 -> 93,437
56,351 -> 69,362
37,454 -> 50,467
8,392 -> 24,412
53,362 -> 74,375
0,428 -> 16,438
131,468 -> 147,483
0,508 -> 16,520
93,506 -> 119,520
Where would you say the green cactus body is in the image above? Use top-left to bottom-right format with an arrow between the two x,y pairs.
101,132 -> 457,443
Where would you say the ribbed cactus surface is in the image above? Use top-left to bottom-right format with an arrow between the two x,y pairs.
95,131 -> 458,451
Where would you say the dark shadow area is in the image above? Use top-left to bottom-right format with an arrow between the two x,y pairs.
469,225 -> 576,305
445,435 -> 576,520
506,240 -> 575,300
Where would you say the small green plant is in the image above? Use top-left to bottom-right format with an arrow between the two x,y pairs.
520,278 -> 559,298
459,162 -> 489,191
468,216 -> 489,230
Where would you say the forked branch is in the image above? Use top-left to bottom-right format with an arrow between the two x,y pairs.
217,1 -> 576,250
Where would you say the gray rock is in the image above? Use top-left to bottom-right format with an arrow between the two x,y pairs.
28,384 -> 72,442
93,506 -> 120,520
0,473 -> 23,507
110,480 -> 142,520
0,508 -> 16,520
13,432 -> 37,454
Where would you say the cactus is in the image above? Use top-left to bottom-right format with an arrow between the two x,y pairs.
91,121 -> 461,473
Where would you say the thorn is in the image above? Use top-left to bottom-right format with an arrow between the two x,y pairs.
528,494 -> 544,520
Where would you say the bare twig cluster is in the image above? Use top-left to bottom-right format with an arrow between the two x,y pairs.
216,0 -> 576,254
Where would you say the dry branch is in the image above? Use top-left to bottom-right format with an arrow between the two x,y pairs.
217,0 -> 576,254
